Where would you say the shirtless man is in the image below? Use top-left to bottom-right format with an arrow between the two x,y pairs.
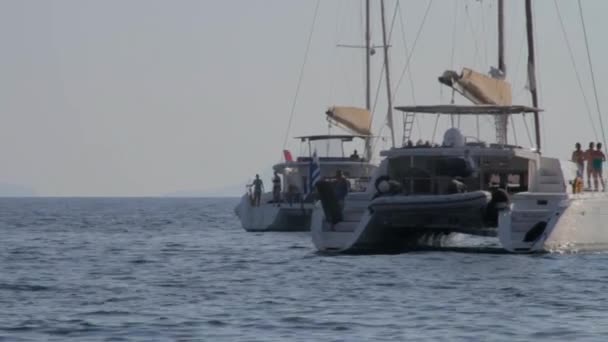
592,143 -> 606,191
571,142 -> 585,178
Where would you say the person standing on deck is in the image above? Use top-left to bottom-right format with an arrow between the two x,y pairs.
592,143 -> 606,191
252,174 -> 264,207
585,142 -> 596,189
334,170 -> 350,212
572,142 -> 585,179
272,171 -> 281,205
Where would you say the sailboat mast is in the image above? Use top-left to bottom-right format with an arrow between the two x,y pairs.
525,0 -> 541,152
364,0 -> 372,161
380,0 -> 396,148
494,0 -> 508,145
365,0 -> 371,111
498,0 -> 506,74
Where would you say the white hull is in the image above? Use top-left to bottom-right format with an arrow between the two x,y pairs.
311,193 -> 371,253
235,194 -> 312,232
499,191 -> 608,253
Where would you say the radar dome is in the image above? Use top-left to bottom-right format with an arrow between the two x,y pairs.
442,128 -> 465,147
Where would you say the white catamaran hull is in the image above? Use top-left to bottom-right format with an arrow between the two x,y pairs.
499,191 -> 608,253
235,194 -> 312,232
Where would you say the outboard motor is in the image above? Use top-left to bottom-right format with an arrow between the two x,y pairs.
484,188 -> 510,227
315,181 -> 343,224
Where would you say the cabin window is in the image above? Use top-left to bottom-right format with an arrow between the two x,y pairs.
388,154 -> 531,195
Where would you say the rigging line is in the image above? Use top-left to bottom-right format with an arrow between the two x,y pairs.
370,0 -> 400,123
479,0 -> 488,68
281,0 -> 321,151
578,0 -> 607,152
393,0 -> 433,100
369,1 -> 400,154
463,1 -> 481,69
372,0 -> 432,153
553,1 -> 598,141
521,114 -> 533,147
449,2 -> 459,69
327,0 -> 346,105
396,0 -> 422,137
509,29 -> 526,95
431,114 -> 440,143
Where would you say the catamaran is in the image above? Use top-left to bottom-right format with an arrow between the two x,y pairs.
311,0 -> 608,253
235,131 -> 376,232
236,0 -> 393,232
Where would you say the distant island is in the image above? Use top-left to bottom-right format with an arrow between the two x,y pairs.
0,183 -> 37,197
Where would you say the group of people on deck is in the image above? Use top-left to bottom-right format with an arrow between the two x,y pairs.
249,172 -> 288,207
572,142 -> 606,192
248,169 -> 351,208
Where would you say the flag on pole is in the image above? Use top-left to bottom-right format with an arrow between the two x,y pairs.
283,149 -> 293,162
308,151 -> 320,194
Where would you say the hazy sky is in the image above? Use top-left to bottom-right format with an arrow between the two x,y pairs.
1,0 -> 607,196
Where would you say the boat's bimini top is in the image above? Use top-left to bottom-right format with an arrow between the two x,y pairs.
394,104 -> 543,115
380,145 -> 540,160
293,134 -> 369,142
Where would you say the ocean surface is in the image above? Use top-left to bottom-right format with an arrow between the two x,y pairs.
1,197 -> 608,341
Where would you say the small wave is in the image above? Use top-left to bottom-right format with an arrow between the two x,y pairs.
288,245 -> 308,249
374,282 -> 396,287
155,281 -> 187,288
0,283 -> 52,292
280,316 -> 315,324
0,319 -> 46,332
206,320 -> 228,327
129,258 -> 154,264
81,310 -> 132,316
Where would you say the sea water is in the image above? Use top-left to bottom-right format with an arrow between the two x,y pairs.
1,197 -> 607,341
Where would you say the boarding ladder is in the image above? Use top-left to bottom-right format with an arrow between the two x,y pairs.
402,112 -> 416,145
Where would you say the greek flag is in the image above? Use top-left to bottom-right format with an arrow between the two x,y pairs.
308,151 -> 320,194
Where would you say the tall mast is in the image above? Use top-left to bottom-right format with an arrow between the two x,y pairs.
365,0 -> 371,111
364,0 -> 372,160
380,0 -> 395,148
525,0 -> 541,152
494,0 -> 508,145
498,0 -> 506,75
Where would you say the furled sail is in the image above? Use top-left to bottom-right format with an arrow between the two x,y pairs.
438,68 -> 512,105
325,106 -> 372,136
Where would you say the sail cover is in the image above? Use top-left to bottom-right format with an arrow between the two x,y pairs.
439,68 -> 512,105
325,106 -> 372,136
